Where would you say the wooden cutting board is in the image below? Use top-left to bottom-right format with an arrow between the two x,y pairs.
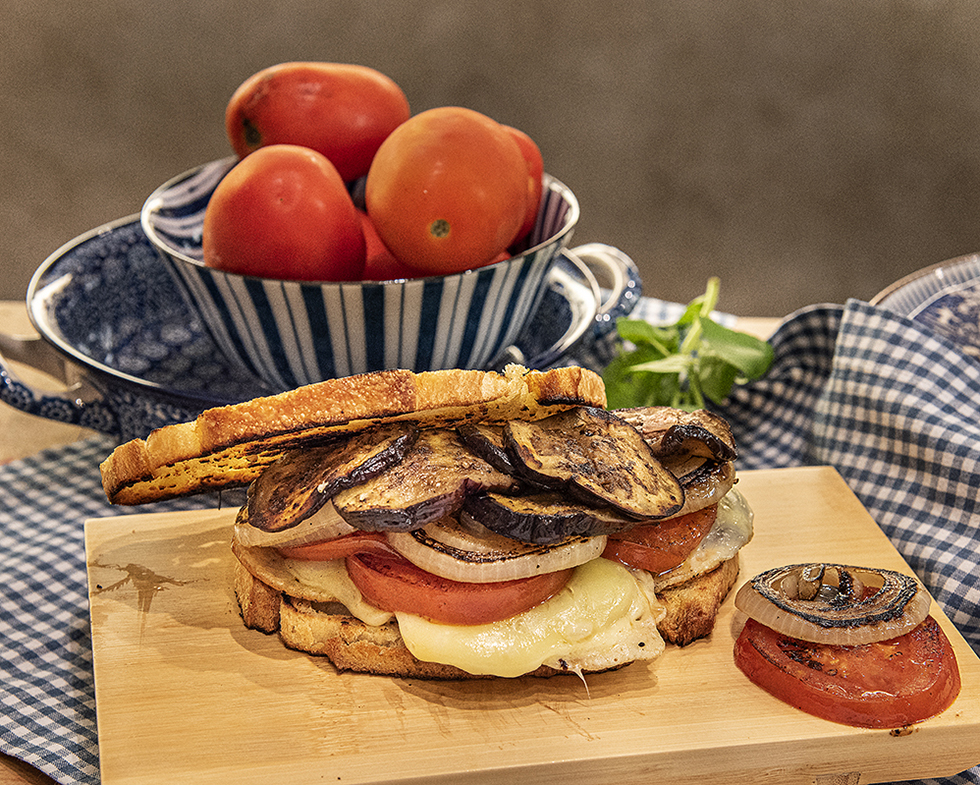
86,466 -> 980,785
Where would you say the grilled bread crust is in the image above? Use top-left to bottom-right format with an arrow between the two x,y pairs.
101,365 -> 605,505
657,556 -> 740,646
232,554 -> 739,679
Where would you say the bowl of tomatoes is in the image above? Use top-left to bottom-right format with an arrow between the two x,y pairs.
140,63 -> 641,390
140,154 -> 622,390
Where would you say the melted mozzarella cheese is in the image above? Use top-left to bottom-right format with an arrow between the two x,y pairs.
277,557 -> 394,627
395,558 -> 666,678
653,487 -> 754,591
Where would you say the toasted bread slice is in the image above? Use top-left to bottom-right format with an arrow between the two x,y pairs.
101,364 -> 605,505
657,556 -> 740,646
234,556 -> 282,634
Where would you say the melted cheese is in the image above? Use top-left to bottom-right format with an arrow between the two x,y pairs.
395,558 -> 666,678
278,557 -> 394,627
654,487 -> 754,590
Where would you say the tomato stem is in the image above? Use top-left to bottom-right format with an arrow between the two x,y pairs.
429,219 -> 451,239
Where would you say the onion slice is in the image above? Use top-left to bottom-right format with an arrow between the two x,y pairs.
233,500 -> 357,549
387,516 -> 606,584
734,564 -> 931,646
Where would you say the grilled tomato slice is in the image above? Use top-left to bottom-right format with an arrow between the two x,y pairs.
734,615 -> 961,728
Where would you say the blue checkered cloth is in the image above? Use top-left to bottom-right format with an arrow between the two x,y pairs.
720,300 -> 980,656
0,296 -> 977,785
0,437 -> 215,784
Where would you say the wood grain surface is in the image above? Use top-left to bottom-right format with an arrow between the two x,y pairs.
85,467 -> 980,785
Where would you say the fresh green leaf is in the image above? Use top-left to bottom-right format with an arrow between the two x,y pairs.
601,277 -> 773,411
675,299 -> 706,328
696,352 -> 742,404
602,350 -> 681,410
629,354 -> 694,376
615,318 -> 670,346
613,318 -> 679,357
698,317 -> 775,378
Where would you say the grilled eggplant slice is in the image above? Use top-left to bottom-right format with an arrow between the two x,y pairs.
245,422 -> 419,533
615,406 -> 737,463
333,428 -> 520,531
503,406 -> 684,519
464,490 -> 640,543
456,422 -> 516,474
671,459 -> 736,517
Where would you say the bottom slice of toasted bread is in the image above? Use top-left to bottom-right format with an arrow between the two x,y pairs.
656,555 -> 740,646
234,557 -> 282,634
233,554 -> 739,678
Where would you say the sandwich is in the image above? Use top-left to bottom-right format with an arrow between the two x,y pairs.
101,364 -> 753,679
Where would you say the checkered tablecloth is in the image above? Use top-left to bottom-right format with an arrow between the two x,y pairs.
0,297 -> 977,785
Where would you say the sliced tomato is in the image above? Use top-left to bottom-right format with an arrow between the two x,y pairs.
734,616 -> 961,728
346,551 -> 571,626
602,505 -> 717,575
277,531 -> 395,561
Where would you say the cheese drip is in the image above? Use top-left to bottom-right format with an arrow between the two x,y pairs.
395,558 -> 666,678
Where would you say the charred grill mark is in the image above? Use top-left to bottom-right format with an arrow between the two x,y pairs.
615,407 -> 737,462
246,422 -> 419,532
332,429 -> 518,531
463,491 -> 639,543
502,407 -> 684,519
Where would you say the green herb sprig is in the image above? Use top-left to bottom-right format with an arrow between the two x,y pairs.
602,277 -> 774,411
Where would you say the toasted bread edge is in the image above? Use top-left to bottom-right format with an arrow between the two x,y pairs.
101,365 -> 605,505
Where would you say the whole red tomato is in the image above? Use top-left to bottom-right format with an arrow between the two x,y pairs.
225,62 -> 410,182
202,144 -> 366,281
503,125 -> 544,245
364,106 -> 528,275
357,210 -> 424,281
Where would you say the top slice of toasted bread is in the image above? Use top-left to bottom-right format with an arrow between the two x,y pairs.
101,364 -> 605,505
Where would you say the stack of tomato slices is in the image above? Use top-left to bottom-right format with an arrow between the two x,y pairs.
733,564 -> 961,729
276,504 -> 717,627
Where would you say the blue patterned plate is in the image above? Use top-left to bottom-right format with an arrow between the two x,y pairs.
4,217 -> 611,439
871,252 -> 980,360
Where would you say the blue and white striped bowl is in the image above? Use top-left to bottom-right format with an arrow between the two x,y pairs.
141,156 -> 581,389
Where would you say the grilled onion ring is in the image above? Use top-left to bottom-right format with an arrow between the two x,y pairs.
734,564 -> 931,646
234,500 -> 357,549
387,515 -> 606,584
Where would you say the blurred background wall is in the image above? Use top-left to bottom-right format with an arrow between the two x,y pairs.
3,0 -> 980,317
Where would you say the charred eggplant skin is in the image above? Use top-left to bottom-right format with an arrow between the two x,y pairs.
615,407 -> 737,462
464,491 -> 639,544
245,405 -> 736,545
333,428 -> 519,531
456,422 -> 517,475
245,422 -> 419,532
502,407 -> 685,520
